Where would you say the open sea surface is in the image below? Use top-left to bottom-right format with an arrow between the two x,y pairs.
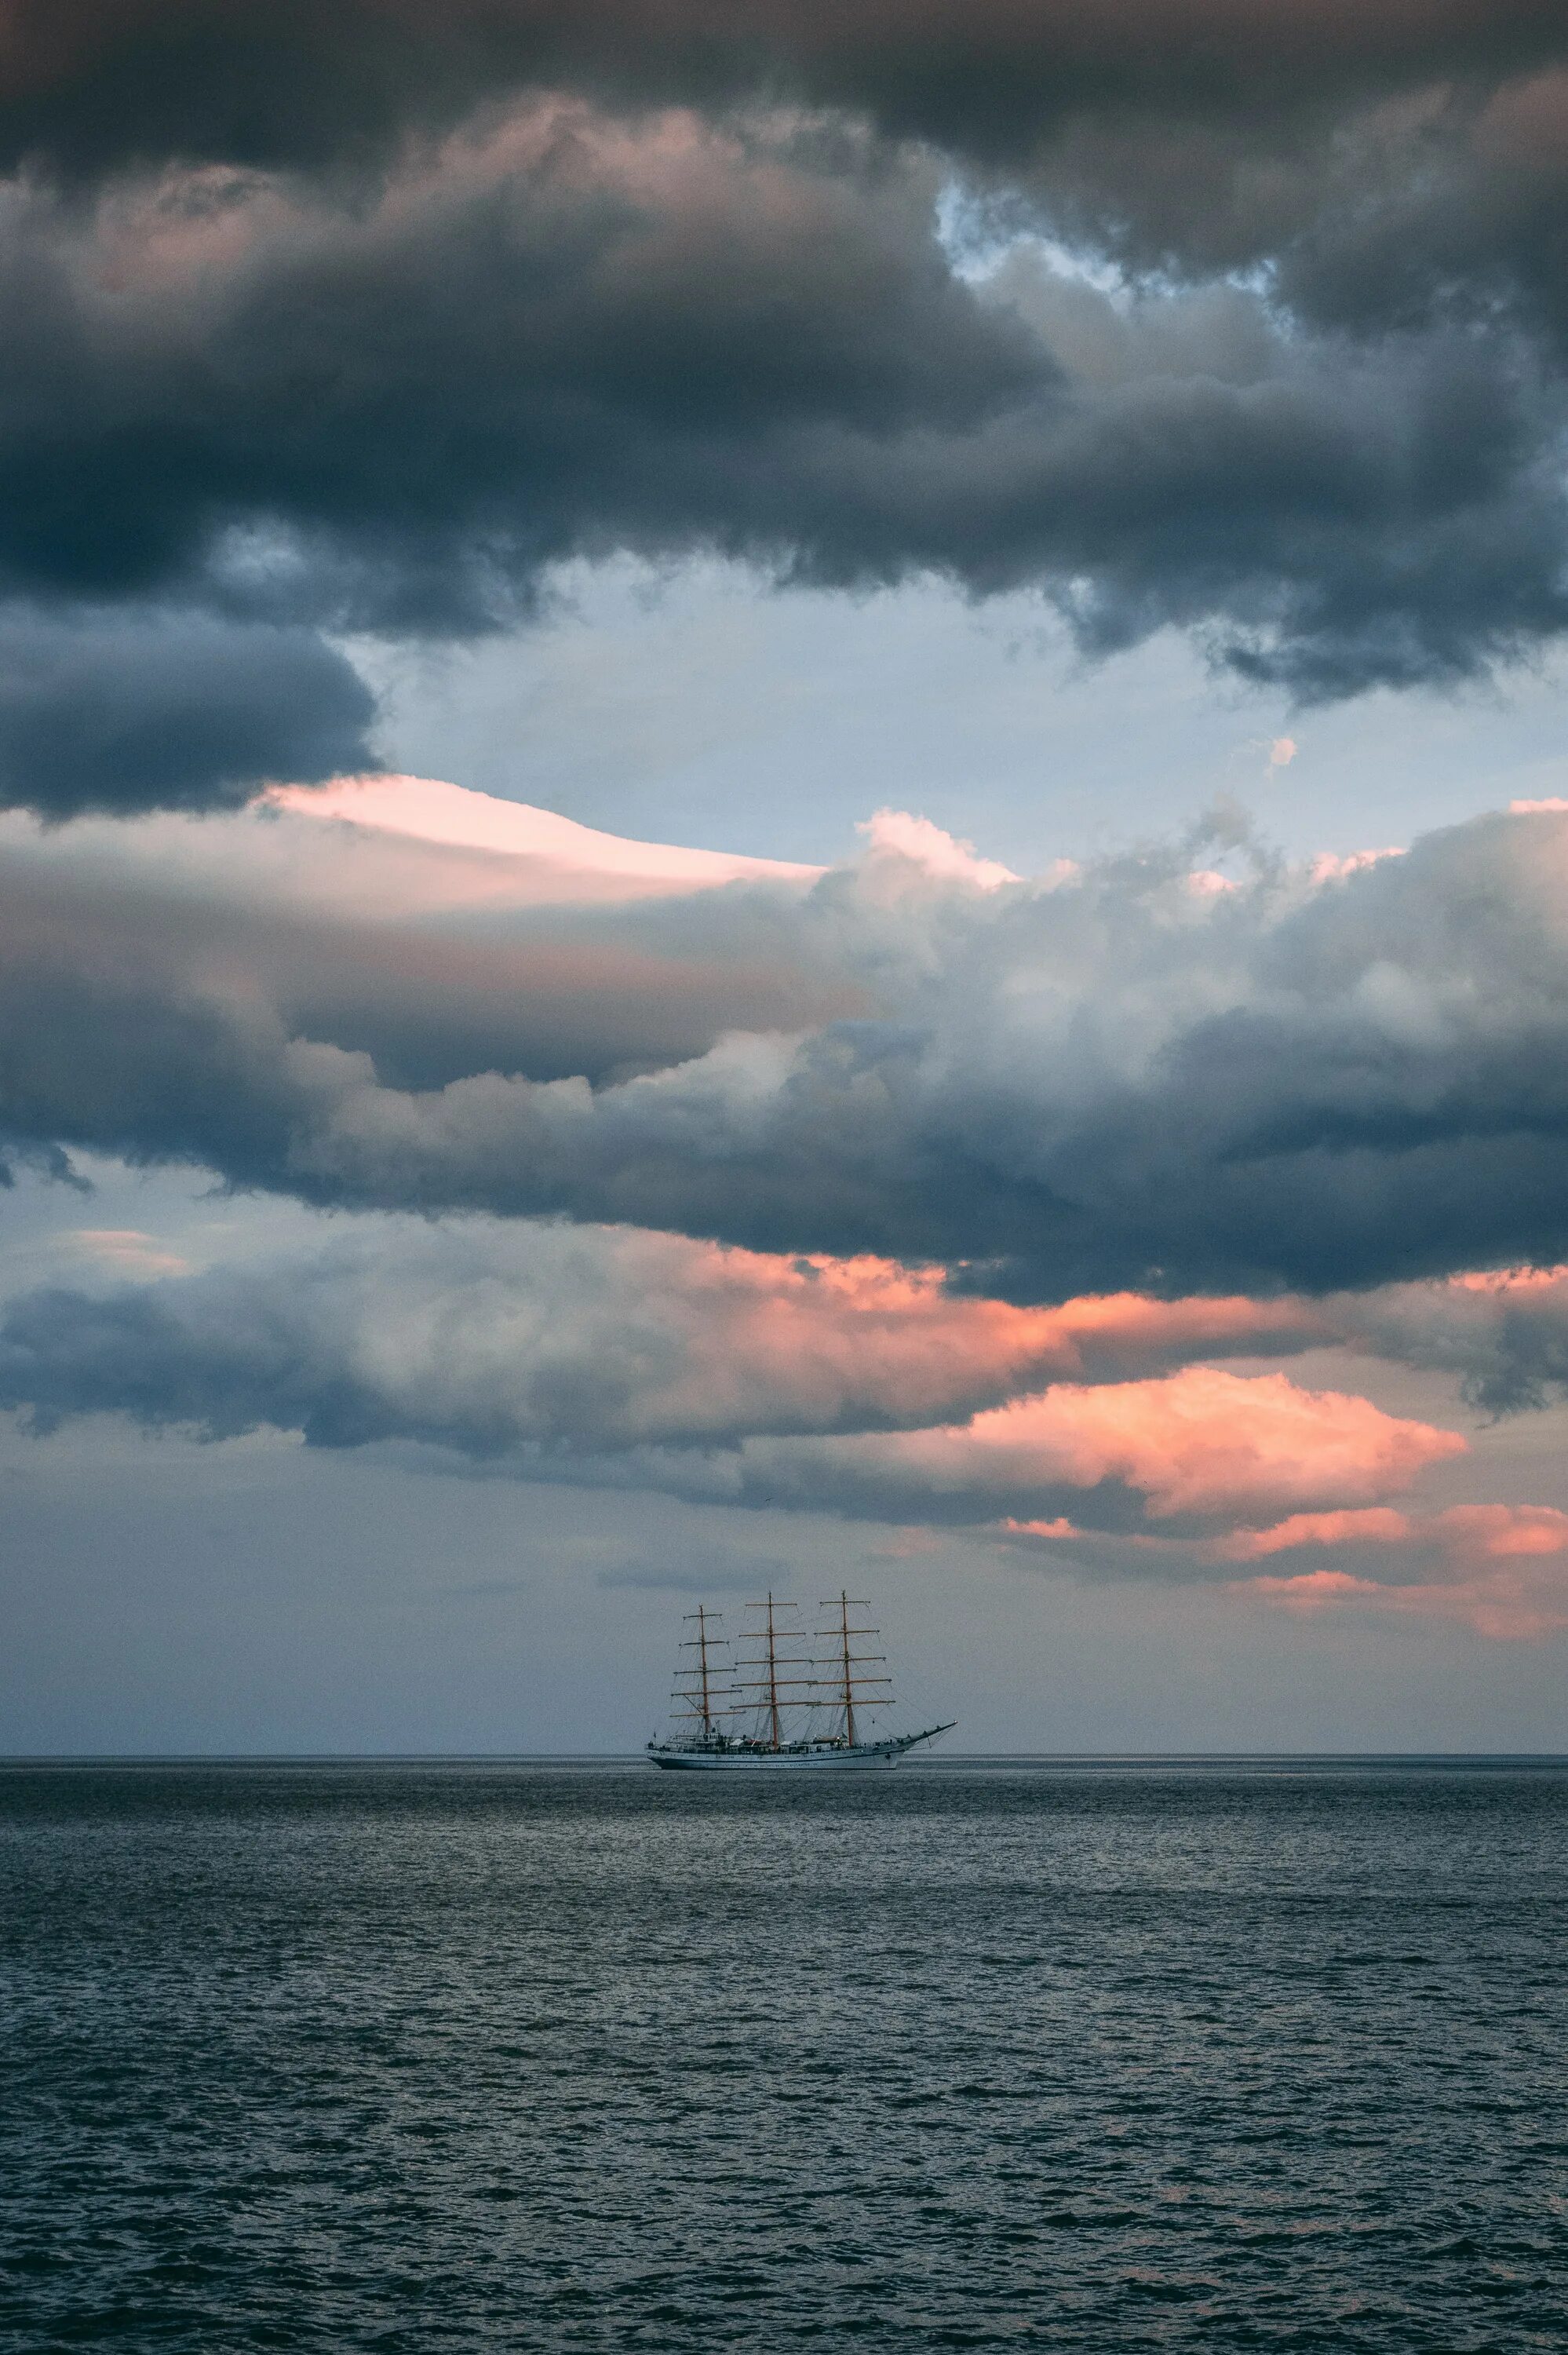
2,1758 -> 1565,2352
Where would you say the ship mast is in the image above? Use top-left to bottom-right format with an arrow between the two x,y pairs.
673,1605 -> 727,1739
649,1592 -> 957,1765
732,1594 -> 816,1751
763,1593 -> 783,1749
817,1591 -> 890,1748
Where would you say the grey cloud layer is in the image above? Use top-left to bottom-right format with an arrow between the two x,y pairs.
4,5 -> 1563,181
5,802 -> 1568,1297
0,608 -> 378,816
1341,1273 -> 1568,1413
0,1215 -> 1454,1540
0,122 -> 1037,622
0,1218 -> 1199,1455
0,2 -> 1566,789
0,110 -> 1559,701
0,853 -> 859,1097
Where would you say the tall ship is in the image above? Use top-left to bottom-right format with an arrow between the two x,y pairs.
647,1591 -> 954,1770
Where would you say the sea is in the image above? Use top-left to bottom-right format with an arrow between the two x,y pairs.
2,1758 -> 1565,2353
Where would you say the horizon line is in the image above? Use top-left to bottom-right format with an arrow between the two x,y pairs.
5,1750 -> 1566,1767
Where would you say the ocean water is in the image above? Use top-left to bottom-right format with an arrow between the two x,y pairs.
2,1761 -> 1565,2353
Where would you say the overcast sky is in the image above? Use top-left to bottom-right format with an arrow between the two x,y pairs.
6,3 -> 1568,1751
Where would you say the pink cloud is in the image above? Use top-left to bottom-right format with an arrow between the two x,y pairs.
972,1368 -> 1462,1520
267,775 -> 821,900
1245,1568 -> 1384,1603
1220,1506 -> 1417,1559
738,1364 -> 1464,1525
1445,1263 -> 1568,1294
1234,1502 -> 1568,1565
574,1251 -> 1334,1440
23,1196 -> 1568,1629
1031,1289 -> 1326,1371
1227,1504 -> 1568,1638
75,1225 -> 1376,1459
1308,846 -> 1405,883
1005,1496 -> 1568,1639
855,808 -> 1019,891
61,1229 -> 188,1278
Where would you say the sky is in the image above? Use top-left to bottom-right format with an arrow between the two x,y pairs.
6,4 -> 1568,1752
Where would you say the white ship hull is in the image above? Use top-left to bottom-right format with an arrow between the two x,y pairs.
648,1743 -> 906,1771
647,1724 -> 952,1770
649,1593 -> 952,1771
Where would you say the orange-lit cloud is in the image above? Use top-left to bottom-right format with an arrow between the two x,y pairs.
1228,1504 -> 1568,1638
13,1202 -> 1568,1641
965,1367 -> 1462,1521
652,1257 -> 1330,1435
0,1222 -> 1352,1454
0,1214 -> 1465,1522
706,1365 -> 1464,1527
1007,1498 -> 1568,1639
1224,1507 -> 1563,1639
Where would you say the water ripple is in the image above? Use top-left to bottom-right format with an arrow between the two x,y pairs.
2,1762 -> 1565,2352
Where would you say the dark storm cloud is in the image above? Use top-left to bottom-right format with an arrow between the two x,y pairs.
0,8 -> 1566,786
9,0 -> 1568,360
5,801 -> 1568,1299
0,115 -> 1563,702
2,4 -> 1564,181
0,122 -> 1042,625
0,608 -> 377,816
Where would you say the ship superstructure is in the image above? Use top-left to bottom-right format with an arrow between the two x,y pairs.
647,1592 -> 953,1770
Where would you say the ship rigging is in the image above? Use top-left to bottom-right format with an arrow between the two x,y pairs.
647,1591 -> 954,1770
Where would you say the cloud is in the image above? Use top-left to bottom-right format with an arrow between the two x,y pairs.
0,783 -> 859,1097
268,775 -> 821,895
998,1495 -> 1568,1638
0,1217 -> 1465,1548
12,794 -> 1568,1298
1322,1265 -> 1568,1414
10,1180 -> 1568,1635
4,5 -> 1564,185
0,71 -> 1563,717
1307,845 -> 1403,884
60,1229 -> 188,1278
855,807 -> 1019,891
0,608 -> 378,817
0,1218 -> 1329,1455
1224,1504 -> 1568,1638
0,110 -> 1041,625
643,1367 -> 1461,1531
